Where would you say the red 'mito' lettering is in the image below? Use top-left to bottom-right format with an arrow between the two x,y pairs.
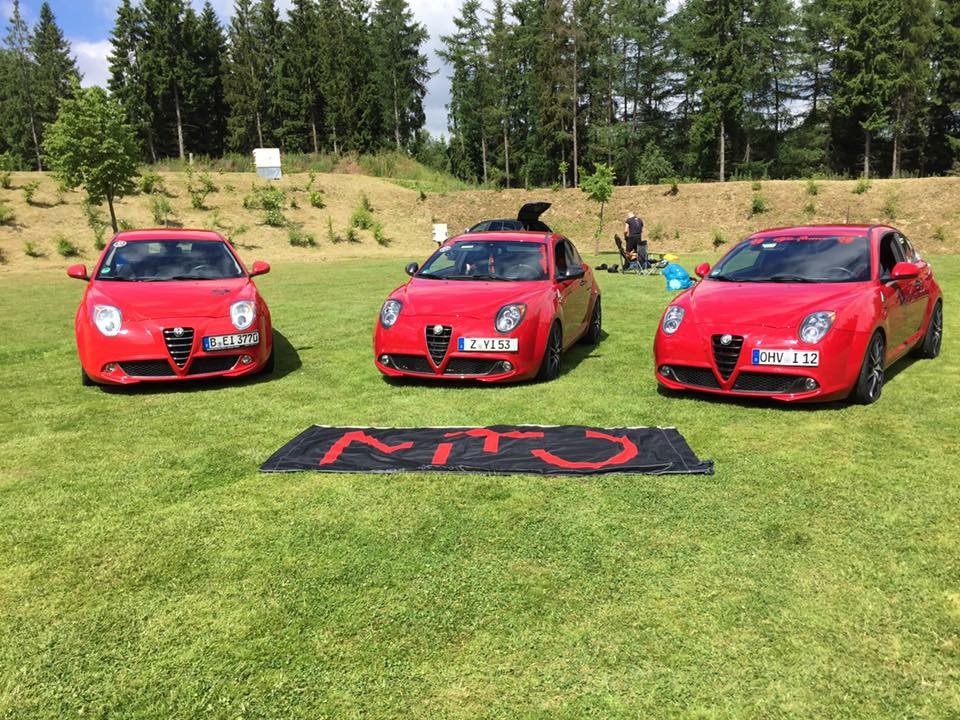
320,430 -> 414,465
443,428 -> 545,453
531,429 -> 638,470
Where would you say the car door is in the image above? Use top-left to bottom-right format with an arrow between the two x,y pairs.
876,230 -> 913,353
893,232 -> 931,340
562,240 -> 591,337
552,238 -> 580,343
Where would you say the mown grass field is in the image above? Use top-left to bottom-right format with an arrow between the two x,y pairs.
1,252 -> 958,718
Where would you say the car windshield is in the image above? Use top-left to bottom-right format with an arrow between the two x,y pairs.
418,240 -> 549,281
709,234 -> 870,283
95,239 -> 245,281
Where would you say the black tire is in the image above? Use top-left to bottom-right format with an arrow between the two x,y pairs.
81,368 -> 94,387
850,331 -> 885,405
536,322 -> 563,382
914,300 -> 943,359
581,296 -> 602,345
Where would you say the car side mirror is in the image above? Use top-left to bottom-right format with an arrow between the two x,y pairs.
405,262 -> 419,277
890,261 -> 919,280
249,260 -> 270,277
67,264 -> 89,281
695,262 -> 711,279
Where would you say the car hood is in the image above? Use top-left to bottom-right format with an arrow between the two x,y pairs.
87,278 -> 254,320
393,279 -> 550,319
685,279 -> 867,328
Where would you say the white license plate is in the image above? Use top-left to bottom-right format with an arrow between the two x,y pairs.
751,348 -> 819,367
457,337 -> 518,353
203,331 -> 260,351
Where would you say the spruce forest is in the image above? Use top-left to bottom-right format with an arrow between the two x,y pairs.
1,0 -> 959,188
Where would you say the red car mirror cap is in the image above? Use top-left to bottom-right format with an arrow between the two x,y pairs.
694,262 -> 711,279
250,260 -> 270,277
67,264 -> 89,281
890,261 -> 919,280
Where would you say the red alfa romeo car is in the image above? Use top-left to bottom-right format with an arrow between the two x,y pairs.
374,231 -> 601,382
68,229 -> 273,386
654,224 -> 943,403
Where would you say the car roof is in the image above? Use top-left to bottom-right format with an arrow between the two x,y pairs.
447,231 -> 552,244
748,224 -> 881,239
112,228 -> 228,242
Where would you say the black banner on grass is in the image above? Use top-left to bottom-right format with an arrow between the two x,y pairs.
261,425 -> 713,476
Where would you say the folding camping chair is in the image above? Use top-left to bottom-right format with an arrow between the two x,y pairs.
614,234 -> 641,275
614,234 -> 666,275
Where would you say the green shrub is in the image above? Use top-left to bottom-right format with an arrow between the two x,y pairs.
636,142 -> 674,185
210,209 -> 228,230
649,222 -> 666,243
0,200 -> 13,225
803,199 -> 816,216
711,228 -> 725,250
419,190 -> 427,202
933,225 -> 946,243
346,226 -> 360,243
350,202 -> 374,230
751,194 -> 767,215
751,180 -> 762,192
264,207 -> 286,227
140,170 -> 165,195
93,226 -> 107,250
674,228 -> 681,242
306,170 -> 316,190
187,169 -> 216,209
882,192 -> 898,219
288,225 -> 317,247
0,171 -> 11,189
117,219 -> 133,231
805,178 -> 819,196
151,195 -> 173,226
372,222 -> 390,246
22,180 -> 40,205
664,178 -> 679,196
326,217 -> 343,244
309,190 -> 325,209
290,196 -> 299,209
0,247 -> 6,264
853,177 -> 871,194
24,241 -> 43,258
229,224 -> 249,244
56,234 -> 80,257
360,192 -> 374,213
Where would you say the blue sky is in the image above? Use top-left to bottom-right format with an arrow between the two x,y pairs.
4,0 -> 459,137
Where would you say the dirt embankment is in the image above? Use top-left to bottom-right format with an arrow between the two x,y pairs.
2,172 -> 959,273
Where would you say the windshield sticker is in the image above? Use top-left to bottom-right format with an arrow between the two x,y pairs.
113,240 -> 127,247
439,246 -> 450,252
762,242 -> 777,249
101,266 -> 111,273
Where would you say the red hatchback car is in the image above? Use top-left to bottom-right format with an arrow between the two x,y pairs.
68,229 -> 273,386
374,232 -> 601,382
654,225 -> 943,403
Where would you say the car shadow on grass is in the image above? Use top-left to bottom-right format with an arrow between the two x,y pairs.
380,330 -> 609,389
654,351 -> 925,412
99,329 -> 301,395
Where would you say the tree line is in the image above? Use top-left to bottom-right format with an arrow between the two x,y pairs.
2,0 -> 959,188
441,0 -> 960,187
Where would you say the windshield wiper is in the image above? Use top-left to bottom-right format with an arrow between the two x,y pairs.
167,275 -> 213,281
708,274 -> 736,281
763,274 -> 816,283
443,273 -> 506,281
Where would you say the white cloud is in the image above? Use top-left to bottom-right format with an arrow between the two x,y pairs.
73,39 -> 112,88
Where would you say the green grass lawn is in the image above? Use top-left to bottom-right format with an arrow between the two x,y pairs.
1,255 -> 958,718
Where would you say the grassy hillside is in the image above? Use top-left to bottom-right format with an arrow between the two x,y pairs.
2,171 -> 959,273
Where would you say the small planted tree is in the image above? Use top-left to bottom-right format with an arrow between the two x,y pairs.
42,85 -> 139,233
580,162 -> 615,252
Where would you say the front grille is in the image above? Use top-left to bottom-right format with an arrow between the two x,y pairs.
188,356 -> 239,375
163,327 -> 195,367
425,325 -> 452,365
732,371 -> 807,394
670,365 -> 721,388
120,360 -> 175,377
444,358 -> 503,375
390,354 -> 434,373
712,335 -> 744,380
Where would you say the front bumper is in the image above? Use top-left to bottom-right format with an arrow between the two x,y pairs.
374,316 -> 545,383
77,314 -> 271,385
653,324 -> 862,402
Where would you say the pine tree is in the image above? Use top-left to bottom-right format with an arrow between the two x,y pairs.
141,0 -> 190,159
889,0 -> 934,176
185,3 -> 228,156
252,0 -> 285,147
486,0 -> 518,186
224,0 -> 266,150
108,0 -> 157,161
30,2 -> 80,146
371,0 -> 430,151
926,0 -> 960,173
3,0 -> 43,169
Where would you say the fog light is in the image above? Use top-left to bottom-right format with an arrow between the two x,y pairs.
804,378 -> 818,390
660,365 -> 672,378
380,354 -> 391,365
104,363 -> 117,373
240,355 -> 253,365
501,361 -> 513,372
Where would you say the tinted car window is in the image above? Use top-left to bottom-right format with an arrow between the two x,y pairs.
710,235 -> 871,282
418,240 -> 548,281
97,240 -> 244,281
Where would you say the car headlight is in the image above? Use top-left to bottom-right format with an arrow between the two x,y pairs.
231,300 -> 256,331
661,305 -> 685,335
799,311 -> 836,344
380,300 -> 402,328
93,305 -> 122,336
495,304 -> 526,333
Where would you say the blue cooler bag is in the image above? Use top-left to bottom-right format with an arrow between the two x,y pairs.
663,263 -> 694,291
